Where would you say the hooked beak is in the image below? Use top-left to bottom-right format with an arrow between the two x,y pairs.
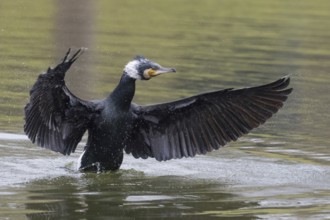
148,66 -> 176,77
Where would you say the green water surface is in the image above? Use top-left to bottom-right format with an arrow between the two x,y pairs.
1,0 -> 330,219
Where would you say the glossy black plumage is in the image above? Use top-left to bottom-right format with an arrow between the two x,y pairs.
24,49 -> 98,156
24,49 -> 292,172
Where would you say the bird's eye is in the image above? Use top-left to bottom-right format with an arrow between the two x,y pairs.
151,66 -> 158,70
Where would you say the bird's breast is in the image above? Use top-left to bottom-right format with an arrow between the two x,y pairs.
94,108 -> 134,140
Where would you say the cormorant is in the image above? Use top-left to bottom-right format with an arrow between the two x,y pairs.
24,49 -> 292,172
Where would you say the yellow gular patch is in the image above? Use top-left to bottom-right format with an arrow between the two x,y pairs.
143,68 -> 157,79
148,69 -> 157,76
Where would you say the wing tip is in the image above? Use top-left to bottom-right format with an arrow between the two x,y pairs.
279,75 -> 293,95
257,75 -> 293,94
45,48 -> 87,76
63,47 -> 87,64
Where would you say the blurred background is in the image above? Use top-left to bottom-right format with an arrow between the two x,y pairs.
0,0 -> 330,219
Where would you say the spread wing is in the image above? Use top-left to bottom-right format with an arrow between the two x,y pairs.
24,49 -> 99,155
125,76 -> 292,161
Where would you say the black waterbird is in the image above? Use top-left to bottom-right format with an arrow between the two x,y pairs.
24,49 -> 292,172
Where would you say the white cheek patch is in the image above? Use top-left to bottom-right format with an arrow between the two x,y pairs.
124,60 -> 141,79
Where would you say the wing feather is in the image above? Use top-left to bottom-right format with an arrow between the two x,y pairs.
24,49 -> 99,155
125,76 -> 292,161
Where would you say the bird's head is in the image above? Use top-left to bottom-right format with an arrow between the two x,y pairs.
123,56 -> 176,80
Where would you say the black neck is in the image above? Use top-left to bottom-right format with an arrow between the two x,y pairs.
108,73 -> 136,111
